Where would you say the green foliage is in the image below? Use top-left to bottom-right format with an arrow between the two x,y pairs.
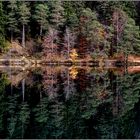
119,110 -> 136,138
63,2 -> 79,28
33,3 -> 49,36
0,71 -> 139,139
7,0 -> 19,41
96,1 -> 137,21
33,97 -> 49,123
18,2 -> 30,25
7,94 -> 19,139
19,103 -> 30,124
49,1 -> 65,29
0,74 -> 9,133
121,17 -> 140,55
0,2 -> 140,139
0,2 -> 6,49
0,1 -> 139,55
120,74 -> 140,116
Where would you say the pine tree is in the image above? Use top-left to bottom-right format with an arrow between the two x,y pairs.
80,8 -> 108,56
96,1 -> 137,22
7,94 -> 19,138
121,14 -> 140,55
18,102 -> 30,138
18,2 -> 30,48
49,1 -> 65,29
63,1 -> 79,28
33,3 -> 49,37
111,9 -> 140,56
0,74 -> 9,136
0,2 -> 5,49
7,0 -> 18,42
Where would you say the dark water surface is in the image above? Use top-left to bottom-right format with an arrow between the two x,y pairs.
0,66 -> 140,139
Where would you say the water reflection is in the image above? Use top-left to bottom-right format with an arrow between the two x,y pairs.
0,66 -> 140,138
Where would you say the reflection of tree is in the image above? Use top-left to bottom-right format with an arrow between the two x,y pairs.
108,73 -> 140,138
18,102 -> 30,138
42,67 -> 58,99
7,94 -> 19,139
7,71 -> 29,86
110,72 -> 140,116
120,74 -> 140,116
95,104 -> 119,139
0,67 -> 140,139
79,72 -> 112,120
33,94 -> 65,139
119,110 -> 136,138
48,100 -> 65,138
0,73 -> 31,139
61,67 -> 76,99
33,96 -> 50,138
109,71 -> 123,116
34,96 -> 49,123
7,102 -> 30,138
0,74 -> 9,138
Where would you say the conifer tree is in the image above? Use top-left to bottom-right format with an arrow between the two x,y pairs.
0,2 -> 5,49
49,1 -> 65,29
121,15 -> 140,55
33,3 -> 49,37
63,1 -> 79,28
111,9 -> 140,56
7,0 -> 18,42
18,2 -> 30,48
80,8 -> 108,56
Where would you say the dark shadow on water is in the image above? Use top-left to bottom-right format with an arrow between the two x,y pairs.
0,66 -> 139,138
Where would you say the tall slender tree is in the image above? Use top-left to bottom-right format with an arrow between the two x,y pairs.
49,1 -> 65,29
111,9 -> 140,57
80,8 -> 108,56
18,2 -> 30,48
120,13 -> 140,55
33,3 -> 49,37
42,27 -> 58,59
63,27 -> 76,59
0,2 -> 5,49
7,0 -> 18,42
63,1 -> 79,28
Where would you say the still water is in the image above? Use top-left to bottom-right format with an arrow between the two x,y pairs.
0,66 -> 140,139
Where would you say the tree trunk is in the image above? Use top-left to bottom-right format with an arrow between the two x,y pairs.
11,31 -> 13,43
22,24 -> 25,48
40,25 -> 42,37
51,36 -> 54,59
22,79 -> 25,101
66,69 -> 70,99
67,30 -> 70,59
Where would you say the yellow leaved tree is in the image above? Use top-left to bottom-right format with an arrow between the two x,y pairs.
69,67 -> 78,79
70,49 -> 78,61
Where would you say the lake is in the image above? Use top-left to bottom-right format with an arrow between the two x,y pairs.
0,66 -> 140,139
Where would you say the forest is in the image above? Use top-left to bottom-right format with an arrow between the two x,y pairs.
0,1 -> 140,139
0,1 -> 140,61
